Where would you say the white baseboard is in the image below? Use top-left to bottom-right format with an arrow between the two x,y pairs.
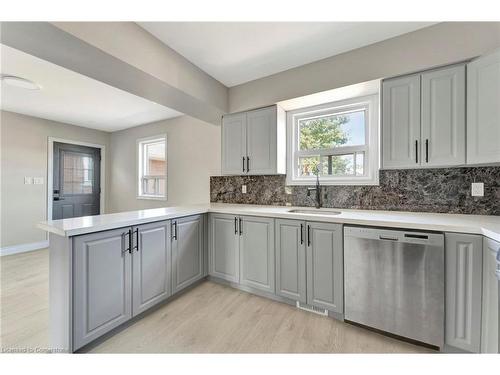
0,240 -> 49,256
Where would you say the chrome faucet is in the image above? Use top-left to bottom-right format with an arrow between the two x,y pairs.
307,172 -> 322,209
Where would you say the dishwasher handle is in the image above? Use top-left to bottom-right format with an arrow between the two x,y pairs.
379,236 -> 399,241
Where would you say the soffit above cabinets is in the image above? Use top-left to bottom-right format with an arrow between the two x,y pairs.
138,22 -> 436,87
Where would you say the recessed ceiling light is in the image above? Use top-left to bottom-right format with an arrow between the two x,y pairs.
0,74 -> 41,90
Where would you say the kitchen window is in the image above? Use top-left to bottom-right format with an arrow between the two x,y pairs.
286,95 -> 379,185
137,135 -> 167,200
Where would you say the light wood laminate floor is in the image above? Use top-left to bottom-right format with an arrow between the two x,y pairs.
1,249 -> 432,353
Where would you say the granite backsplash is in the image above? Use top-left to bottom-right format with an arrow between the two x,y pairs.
210,167 -> 500,215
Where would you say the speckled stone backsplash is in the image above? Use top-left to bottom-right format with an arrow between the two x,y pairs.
210,167 -> 500,215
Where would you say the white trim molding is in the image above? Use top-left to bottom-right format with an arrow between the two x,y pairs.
47,137 -> 106,225
0,240 -> 49,256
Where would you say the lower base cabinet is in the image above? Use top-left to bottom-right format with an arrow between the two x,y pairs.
275,219 -> 307,303
306,222 -> 344,313
445,233 -> 483,353
133,221 -> 171,316
73,227 -> 133,350
209,214 -> 275,294
275,219 -> 343,314
172,215 -> 205,293
72,215 -> 204,351
239,216 -> 275,294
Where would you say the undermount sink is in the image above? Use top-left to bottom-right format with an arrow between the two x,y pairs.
288,208 -> 341,215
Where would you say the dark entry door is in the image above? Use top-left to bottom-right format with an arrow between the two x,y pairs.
52,142 -> 101,220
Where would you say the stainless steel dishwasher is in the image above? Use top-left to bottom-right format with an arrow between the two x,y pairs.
344,226 -> 445,348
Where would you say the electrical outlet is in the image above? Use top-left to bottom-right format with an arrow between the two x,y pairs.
471,182 -> 484,197
33,177 -> 44,185
24,177 -> 33,185
242,184 -> 247,194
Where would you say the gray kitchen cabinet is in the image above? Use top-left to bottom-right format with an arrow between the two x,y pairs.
306,222 -> 344,313
221,105 -> 286,176
445,233 -> 483,353
239,215 -> 275,294
275,219 -> 307,303
132,221 -> 171,316
421,64 -> 466,167
73,228 -> 132,350
481,237 -> 499,353
467,49 -> 500,165
171,215 -> 204,294
382,74 -> 421,169
209,213 -> 240,283
382,64 -> 466,169
221,112 -> 246,175
246,106 -> 279,175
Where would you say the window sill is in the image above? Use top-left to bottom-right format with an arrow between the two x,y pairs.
286,176 -> 379,186
137,195 -> 167,201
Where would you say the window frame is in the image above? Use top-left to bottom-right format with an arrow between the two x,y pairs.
136,134 -> 167,201
286,95 -> 379,186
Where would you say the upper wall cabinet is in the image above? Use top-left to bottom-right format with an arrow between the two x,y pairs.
467,49 -> 500,165
221,105 -> 286,175
382,64 -> 466,169
421,65 -> 466,167
382,74 -> 421,169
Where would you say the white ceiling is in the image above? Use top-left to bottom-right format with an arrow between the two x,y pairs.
0,44 -> 183,132
138,22 -> 436,87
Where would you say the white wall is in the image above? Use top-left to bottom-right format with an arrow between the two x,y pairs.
108,115 -> 220,213
52,22 -> 228,113
229,22 -> 500,112
0,111 -> 111,248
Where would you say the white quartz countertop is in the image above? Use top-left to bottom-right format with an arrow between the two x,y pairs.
38,203 -> 500,242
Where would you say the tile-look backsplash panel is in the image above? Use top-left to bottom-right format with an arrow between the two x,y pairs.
210,167 -> 500,215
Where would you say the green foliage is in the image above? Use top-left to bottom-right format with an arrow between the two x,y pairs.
298,115 -> 351,177
299,115 -> 349,150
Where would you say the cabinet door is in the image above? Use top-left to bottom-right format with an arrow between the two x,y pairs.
132,221 -> 171,316
421,65 -> 466,167
382,75 -> 421,169
172,215 -> 204,294
73,228 -> 132,350
209,213 -> 240,283
445,233 -> 483,353
246,106 -> 277,175
221,112 -> 247,175
306,222 -> 343,313
239,216 -> 275,293
481,237 -> 499,353
467,49 -> 500,165
275,219 -> 306,303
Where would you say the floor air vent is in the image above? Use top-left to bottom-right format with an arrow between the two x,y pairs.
296,301 -> 328,316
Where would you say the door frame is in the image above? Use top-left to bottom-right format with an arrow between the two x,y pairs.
47,137 -> 106,223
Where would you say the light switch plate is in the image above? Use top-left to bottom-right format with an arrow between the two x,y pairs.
471,182 -> 484,197
241,185 -> 247,194
24,177 -> 33,185
33,177 -> 44,185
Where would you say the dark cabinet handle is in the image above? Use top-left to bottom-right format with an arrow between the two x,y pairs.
246,157 -> 250,173
234,217 -> 238,235
128,229 -> 133,254
425,139 -> 429,163
415,140 -> 418,164
133,228 -> 139,251
242,157 -> 245,173
307,225 -> 311,247
300,223 -> 304,244
239,218 -> 242,235
172,221 -> 178,240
